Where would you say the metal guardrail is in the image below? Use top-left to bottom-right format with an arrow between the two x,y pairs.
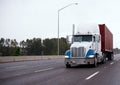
0,56 -> 64,63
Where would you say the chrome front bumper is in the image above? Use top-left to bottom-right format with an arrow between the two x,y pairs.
65,58 -> 95,66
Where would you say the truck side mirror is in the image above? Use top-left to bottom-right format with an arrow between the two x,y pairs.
97,36 -> 100,42
93,36 -> 95,42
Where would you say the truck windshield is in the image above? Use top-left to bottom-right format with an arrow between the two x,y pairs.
73,35 -> 92,42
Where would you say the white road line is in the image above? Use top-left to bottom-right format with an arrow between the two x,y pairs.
110,62 -> 114,65
85,71 -> 99,80
104,67 -> 107,68
34,68 -> 54,73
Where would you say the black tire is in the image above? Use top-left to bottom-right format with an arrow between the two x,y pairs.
93,57 -> 97,67
109,54 -> 114,61
108,53 -> 114,61
66,64 -> 71,68
101,53 -> 106,64
102,57 -> 106,64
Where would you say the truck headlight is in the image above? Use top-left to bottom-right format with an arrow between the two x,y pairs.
65,56 -> 69,58
65,50 -> 70,58
89,55 -> 94,58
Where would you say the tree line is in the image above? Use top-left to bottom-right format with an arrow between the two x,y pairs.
0,38 -> 70,56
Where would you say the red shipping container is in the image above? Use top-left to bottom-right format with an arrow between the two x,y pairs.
99,24 -> 113,53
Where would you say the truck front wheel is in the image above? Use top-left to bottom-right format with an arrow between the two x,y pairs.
66,64 -> 71,68
93,57 -> 97,67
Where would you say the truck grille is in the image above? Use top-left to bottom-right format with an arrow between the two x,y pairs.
71,47 -> 85,57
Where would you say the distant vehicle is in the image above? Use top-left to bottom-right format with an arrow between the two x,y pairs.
65,24 -> 113,68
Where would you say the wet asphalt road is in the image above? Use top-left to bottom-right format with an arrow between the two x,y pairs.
0,54 -> 120,85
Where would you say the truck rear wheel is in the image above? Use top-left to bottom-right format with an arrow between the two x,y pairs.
108,53 -> 114,61
102,57 -> 106,64
101,53 -> 106,64
109,54 -> 114,61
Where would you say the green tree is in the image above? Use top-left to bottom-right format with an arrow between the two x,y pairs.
43,38 -> 69,55
26,38 -> 42,55
0,38 -> 5,56
0,38 -> 20,56
11,39 -> 18,47
43,38 -> 50,55
59,37 -> 70,55
20,40 -> 27,55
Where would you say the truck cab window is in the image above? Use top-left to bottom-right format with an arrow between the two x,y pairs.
73,35 -> 92,42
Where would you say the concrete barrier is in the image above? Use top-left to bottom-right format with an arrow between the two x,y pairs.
0,55 -> 64,63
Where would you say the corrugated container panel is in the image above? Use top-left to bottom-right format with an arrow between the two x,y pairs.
99,24 -> 113,52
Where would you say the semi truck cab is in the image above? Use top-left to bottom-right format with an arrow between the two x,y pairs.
65,33 -> 103,68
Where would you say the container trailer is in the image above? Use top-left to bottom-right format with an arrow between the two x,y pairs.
65,24 -> 113,68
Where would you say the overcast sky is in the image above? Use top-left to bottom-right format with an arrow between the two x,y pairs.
0,0 -> 120,48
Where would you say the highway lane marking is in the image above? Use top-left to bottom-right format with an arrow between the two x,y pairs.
85,71 -> 99,80
5,65 -> 26,69
104,67 -> 107,68
34,67 -> 54,73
